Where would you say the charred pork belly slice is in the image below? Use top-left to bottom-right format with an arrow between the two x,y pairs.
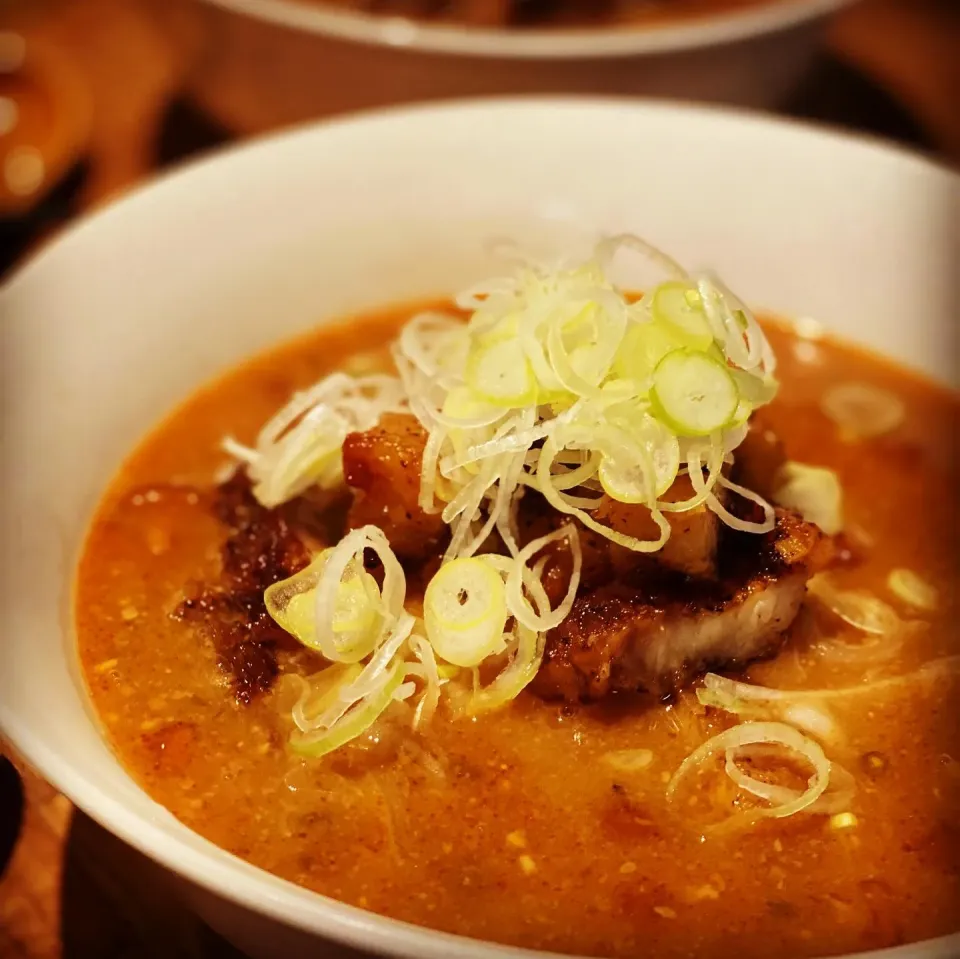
532,509 -> 833,703
175,473 -> 310,704
342,412 -> 448,563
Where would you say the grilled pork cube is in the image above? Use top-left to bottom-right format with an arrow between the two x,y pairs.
516,504 -> 615,609
342,413 -> 447,561
522,474 -> 728,600
733,410 -> 788,503
597,475 -> 727,580
342,409 -> 784,581
532,509 -> 833,703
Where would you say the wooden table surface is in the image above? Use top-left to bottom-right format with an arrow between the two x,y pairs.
2,744 -> 243,959
1,0 -> 958,956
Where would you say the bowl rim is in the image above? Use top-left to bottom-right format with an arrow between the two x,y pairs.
2,96 -> 959,959
5,94 -> 957,291
198,0 -> 853,60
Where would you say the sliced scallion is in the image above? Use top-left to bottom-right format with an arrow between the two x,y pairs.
652,281 -> 714,351
650,349 -> 739,436
424,556 -> 509,667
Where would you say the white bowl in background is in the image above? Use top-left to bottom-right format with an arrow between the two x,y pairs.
1,98 -> 958,959
175,0 -> 854,134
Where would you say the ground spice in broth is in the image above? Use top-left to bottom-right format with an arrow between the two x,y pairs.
76,301 -> 960,959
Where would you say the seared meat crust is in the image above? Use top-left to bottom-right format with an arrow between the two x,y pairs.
176,473 -> 310,704
533,509 -> 832,702
346,414 -> 728,579
342,412 -> 447,561
342,413 -> 826,704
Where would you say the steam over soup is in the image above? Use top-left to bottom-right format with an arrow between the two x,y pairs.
77,238 -> 959,958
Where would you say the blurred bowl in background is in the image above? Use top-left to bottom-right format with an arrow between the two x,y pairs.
2,96 -> 958,959
176,0 -> 853,135
0,31 -> 91,218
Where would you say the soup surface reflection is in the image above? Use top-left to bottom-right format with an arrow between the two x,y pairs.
76,303 -> 960,958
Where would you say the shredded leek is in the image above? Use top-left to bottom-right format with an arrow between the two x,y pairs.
224,373 -> 405,507
821,381 -> 905,439
603,749 -> 654,772
291,663 -> 363,733
409,633 -> 442,730
227,235 -> 782,576
702,659 -> 959,704
667,721 -> 831,825
265,549 -> 382,663
505,524 -> 582,633
291,665 -> 404,758
887,568 -> 938,611
464,625 -> 546,716
393,236 -> 779,566
725,746 -> 856,815
698,674 -> 841,744
685,662 -> 960,822
807,575 -> 901,635
774,462 -> 844,535
233,235 -> 798,759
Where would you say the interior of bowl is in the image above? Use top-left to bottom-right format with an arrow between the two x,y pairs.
1,99 -> 958,959
199,0 -> 853,58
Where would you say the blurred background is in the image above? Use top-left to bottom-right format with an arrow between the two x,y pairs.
0,0 -> 958,280
0,0 -> 958,955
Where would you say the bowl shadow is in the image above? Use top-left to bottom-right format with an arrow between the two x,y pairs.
58,808 -> 245,959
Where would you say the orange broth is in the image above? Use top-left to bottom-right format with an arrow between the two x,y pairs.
76,302 -> 960,958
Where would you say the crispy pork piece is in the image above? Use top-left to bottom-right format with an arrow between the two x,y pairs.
734,410 -> 787,502
176,473 -> 310,704
515,495 -> 615,606
521,474 -> 728,605
596,475 -> 726,579
342,412 -> 447,562
342,408 -> 784,583
532,509 -> 832,703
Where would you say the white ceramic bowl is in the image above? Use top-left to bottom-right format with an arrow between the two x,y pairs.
178,0 -> 853,134
1,99 -> 958,959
